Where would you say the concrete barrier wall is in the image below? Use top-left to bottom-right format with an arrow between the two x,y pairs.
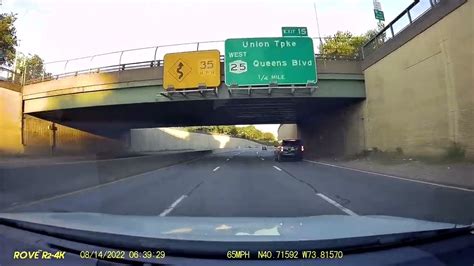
130,128 -> 263,152
0,150 -> 210,210
0,85 -> 24,155
316,59 -> 361,74
363,1 -> 473,158
1,82 -> 127,156
23,115 -> 125,155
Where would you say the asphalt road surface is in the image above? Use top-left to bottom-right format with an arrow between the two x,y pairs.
6,149 -> 474,225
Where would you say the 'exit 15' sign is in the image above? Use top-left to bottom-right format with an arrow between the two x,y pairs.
282,27 -> 308,37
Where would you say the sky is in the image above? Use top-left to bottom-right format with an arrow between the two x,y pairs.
1,0 -> 413,136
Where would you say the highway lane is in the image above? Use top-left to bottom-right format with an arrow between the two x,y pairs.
6,148 -> 474,225
170,150 -> 340,217
5,151 -> 233,215
279,159 -> 474,224
7,149 -> 340,217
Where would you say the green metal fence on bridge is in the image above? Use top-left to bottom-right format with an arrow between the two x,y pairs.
362,0 -> 441,58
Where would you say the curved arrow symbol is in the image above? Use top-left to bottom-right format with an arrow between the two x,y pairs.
177,62 -> 184,79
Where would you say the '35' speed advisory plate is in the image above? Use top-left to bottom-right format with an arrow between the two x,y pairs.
163,50 -> 221,90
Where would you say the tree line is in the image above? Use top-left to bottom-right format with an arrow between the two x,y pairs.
319,29 -> 379,57
1,13 -> 49,82
185,125 -> 278,146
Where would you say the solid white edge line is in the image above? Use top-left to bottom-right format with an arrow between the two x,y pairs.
304,160 -> 474,193
159,195 -> 188,217
273,166 -> 282,171
213,166 -> 220,172
316,193 -> 358,216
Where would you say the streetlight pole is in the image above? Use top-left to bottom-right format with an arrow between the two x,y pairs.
313,2 -> 324,49
12,40 -> 23,82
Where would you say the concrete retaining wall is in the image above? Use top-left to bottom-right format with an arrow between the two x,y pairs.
130,128 -> 263,152
0,150 -> 210,210
23,115 -> 125,155
363,0 -> 473,158
1,82 -> 125,156
0,85 -> 23,155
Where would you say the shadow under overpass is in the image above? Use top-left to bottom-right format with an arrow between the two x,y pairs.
31,97 -> 364,138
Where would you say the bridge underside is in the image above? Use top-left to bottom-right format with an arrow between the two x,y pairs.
22,61 -> 366,138
31,97 -> 363,138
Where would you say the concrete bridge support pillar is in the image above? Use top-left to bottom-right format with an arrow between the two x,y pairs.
296,101 -> 366,159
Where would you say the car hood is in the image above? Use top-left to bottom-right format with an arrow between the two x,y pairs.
0,213 -> 468,242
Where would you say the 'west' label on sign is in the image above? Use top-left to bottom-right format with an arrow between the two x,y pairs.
163,50 -> 221,90
225,37 -> 317,86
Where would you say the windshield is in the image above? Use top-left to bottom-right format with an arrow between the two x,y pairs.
1,0 -> 473,263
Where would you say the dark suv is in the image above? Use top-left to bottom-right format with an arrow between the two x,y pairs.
274,139 -> 304,161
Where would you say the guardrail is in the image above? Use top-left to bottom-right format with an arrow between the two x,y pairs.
25,53 -> 359,85
362,0 -> 441,57
24,37 -> 361,85
0,66 -> 21,83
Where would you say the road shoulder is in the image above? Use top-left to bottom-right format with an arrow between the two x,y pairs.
304,158 -> 474,191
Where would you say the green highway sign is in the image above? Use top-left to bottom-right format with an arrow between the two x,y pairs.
224,37 -> 317,86
282,27 -> 308,37
374,9 -> 385,21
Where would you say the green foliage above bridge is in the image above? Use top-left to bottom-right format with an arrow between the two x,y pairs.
0,13 -> 18,66
186,125 -> 277,146
320,30 -> 378,57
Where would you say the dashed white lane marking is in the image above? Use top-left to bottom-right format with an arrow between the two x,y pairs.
304,160 -> 474,193
159,195 -> 187,217
316,193 -> 358,216
261,158 -> 265,161
226,158 -> 230,161
213,166 -> 220,172
273,166 -> 282,171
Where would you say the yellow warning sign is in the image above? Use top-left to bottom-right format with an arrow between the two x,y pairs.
163,50 -> 221,90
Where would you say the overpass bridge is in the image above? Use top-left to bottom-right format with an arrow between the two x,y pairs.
1,0 -> 472,159
22,55 -> 365,137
